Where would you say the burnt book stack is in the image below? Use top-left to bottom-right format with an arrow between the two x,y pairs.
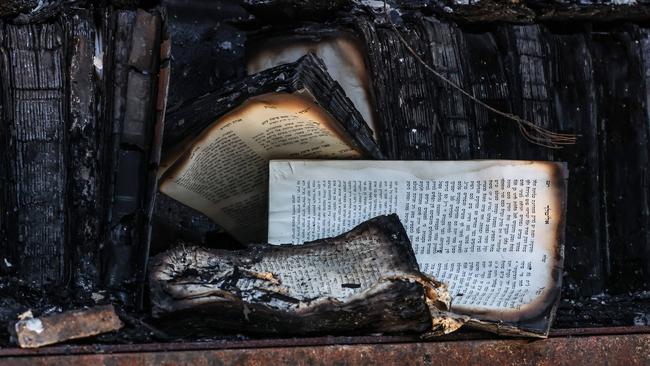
154,45 -> 568,337
0,6 -> 169,307
237,2 -> 650,328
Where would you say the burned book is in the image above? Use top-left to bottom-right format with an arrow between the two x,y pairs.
159,53 -> 383,244
0,7 -> 169,307
149,214 -> 463,336
247,29 -> 379,140
268,160 -> 568,337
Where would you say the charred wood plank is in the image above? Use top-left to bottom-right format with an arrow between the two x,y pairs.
354,18 -> 440,159
149,214 -> 459,337
494,24 -> 557,160
420,18 -> 474,159
463,28 -> 515,158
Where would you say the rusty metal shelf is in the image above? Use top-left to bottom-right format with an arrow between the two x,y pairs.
0,326 -> 648,365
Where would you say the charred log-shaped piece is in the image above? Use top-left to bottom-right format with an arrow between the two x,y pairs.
149,214 -> 461,336
64,8 -> 104,293
11,305 -> 123,348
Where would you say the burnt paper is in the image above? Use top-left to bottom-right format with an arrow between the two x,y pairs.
268,160 -> 568,337
247,30 -> 379,139
159,54 -> 382,244
149,214 -> 463,337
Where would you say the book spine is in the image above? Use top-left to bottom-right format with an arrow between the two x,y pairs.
0,21 -> 68,286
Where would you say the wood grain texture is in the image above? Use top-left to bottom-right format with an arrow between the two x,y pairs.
101,9 -> 164,304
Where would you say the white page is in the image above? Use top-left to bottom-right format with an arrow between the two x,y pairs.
268,160 -> 567,321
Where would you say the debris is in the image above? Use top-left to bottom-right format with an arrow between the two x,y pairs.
12,305 -> 123,348
17,310 -> 33,321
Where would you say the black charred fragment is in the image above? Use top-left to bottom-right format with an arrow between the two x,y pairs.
0,2 -> 157,24
546,28 -> 603,296
237,0 -> 650,24
242,0 -> 351,23
435,1 -> 650,24
0,1 -> 64,24
150,193 -> 221,255
590,26 -> 650,293
149,214 -> 453,337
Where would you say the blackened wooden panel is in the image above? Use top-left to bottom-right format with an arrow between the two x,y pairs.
102,9 -> 163,302
495,24 -> 557,161
636,27 -> 650,288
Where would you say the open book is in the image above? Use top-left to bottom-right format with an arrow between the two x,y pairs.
159,54 -> 382,243
268,160 -> 568,337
